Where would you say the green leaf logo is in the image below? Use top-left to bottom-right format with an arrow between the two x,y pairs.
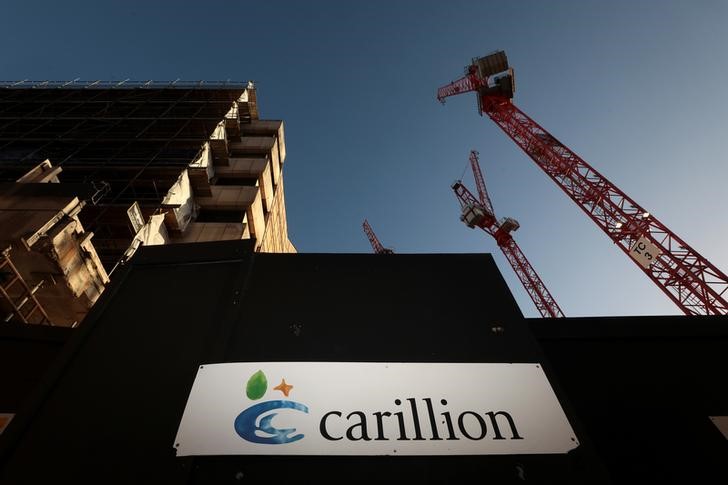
246,370 -> 267,400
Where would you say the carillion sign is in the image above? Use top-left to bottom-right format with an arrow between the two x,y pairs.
174,362 -> 578,456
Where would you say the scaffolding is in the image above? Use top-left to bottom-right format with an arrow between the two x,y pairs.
0,83 -> 254,269
0,80 -> 250,89
0,247 -> 51,325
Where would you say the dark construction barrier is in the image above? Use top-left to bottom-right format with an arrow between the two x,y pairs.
0,240 -> 725,484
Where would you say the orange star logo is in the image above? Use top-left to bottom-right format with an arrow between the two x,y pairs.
273,378 -> 293,397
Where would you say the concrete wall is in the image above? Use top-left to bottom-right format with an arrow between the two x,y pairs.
259,176 -> 296,253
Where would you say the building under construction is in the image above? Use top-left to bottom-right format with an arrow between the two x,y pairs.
1,56 -> 727,484
0,81 -> 294,326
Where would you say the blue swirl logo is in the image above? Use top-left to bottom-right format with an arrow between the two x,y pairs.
234,370 -> 309,445
234,400 -> 309,444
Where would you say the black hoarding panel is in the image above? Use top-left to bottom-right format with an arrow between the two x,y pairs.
0,241 -> 603,484
0,324 -> 71,412
531,317 -> 728,484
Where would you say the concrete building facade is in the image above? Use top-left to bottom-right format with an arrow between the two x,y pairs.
0,81 -> 295,327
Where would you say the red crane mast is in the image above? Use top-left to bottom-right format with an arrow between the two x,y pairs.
438,51 -> 728,315
454,150 -> 565,318
362,219 -> 394,254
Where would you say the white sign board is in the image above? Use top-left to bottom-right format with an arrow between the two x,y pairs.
174,362 -> 578,456
630,236 -> 662,269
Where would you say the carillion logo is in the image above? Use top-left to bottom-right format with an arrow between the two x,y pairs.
234,369 -> 525,445
234,370 -> 309,444
176,363 -> 579,456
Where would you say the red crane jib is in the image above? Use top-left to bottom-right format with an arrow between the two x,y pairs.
439,60 -> 728,315
437,67 -> 484,104
452,153 -> 565,319
362,220 -> 393,255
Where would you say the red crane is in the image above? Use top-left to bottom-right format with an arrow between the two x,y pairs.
438,51 -> 728,315
454,150 -> 565,318
362,219 -> 394,254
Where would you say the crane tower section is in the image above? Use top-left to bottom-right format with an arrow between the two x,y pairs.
453,151 -> 565,318
438,51 -> 728,315
362,219 -> 394,254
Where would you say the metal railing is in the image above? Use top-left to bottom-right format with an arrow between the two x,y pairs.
0,80 -> 253,90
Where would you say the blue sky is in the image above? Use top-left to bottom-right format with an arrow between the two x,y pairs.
3,1 -> 727,317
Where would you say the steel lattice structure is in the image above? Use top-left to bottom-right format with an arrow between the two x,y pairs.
438,51 -> 728,315
0,84 -> 250,268
453,151 -> 564,318
362,219 -> 394,254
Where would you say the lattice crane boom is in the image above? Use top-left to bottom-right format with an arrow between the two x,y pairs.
453,152 -> 565,318
438,50 -> 728,315
362,219 -> 394,254
469,149 -> 494,215
500,236 -> 565,320
436,65 -> 486,104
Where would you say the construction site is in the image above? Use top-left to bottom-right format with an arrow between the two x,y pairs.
0,81 -> 293,327
0,51 -> 727,484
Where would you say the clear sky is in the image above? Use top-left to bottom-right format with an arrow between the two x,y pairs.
3,1 -> 727,317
